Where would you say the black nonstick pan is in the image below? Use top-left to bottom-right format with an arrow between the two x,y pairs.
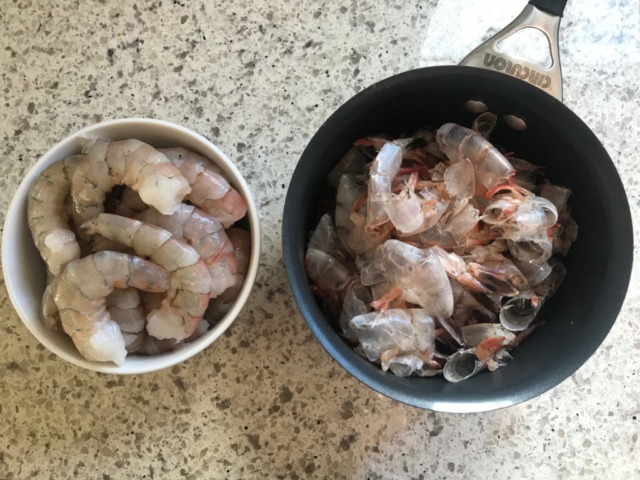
282,0 -> 633,412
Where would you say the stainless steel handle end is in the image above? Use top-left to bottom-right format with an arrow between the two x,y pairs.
459,4 -> 563,102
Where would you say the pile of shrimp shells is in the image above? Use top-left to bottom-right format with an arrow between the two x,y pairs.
305,113 -> 578,383
28,139 -> 251,365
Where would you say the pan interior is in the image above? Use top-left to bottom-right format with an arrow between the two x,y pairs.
283,66 -> 632,411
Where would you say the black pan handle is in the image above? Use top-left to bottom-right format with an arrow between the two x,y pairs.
459,3 -> 564,102
528,0 -> 568,17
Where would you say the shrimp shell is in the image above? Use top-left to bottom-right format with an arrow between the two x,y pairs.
436,123 -> 514,189
327,146 -> 367,189
500,293 -> 543,331
306,249 -> 351,292
106,288 -> 146,352
308,213 -> 351,265
339,279 -> 373,342
461,323 -> 516,347
386,354 -> 441,377
367,142 -> 403,228
471,112 -> 498,140
335,174 -> 365,252
81,214 -> 213,341
28,155 -> 84,275
444,158 -> 475,199
508,230 -> 553,265
349,309 -> 436,367
443,349 -> 484,383
377,240 -> 454,318
71,140 -> 191,232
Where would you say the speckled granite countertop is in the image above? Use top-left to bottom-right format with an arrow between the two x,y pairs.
1,0 -> 639,478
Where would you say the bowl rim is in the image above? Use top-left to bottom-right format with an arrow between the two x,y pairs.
2,117 -> 261,374
282,66 -> 634,412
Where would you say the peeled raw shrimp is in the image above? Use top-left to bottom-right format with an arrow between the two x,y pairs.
137,334 -> 179,355
160,147 -> 223,173
71,140 -> 191,230
81,214 -> 212,341
349,309 -> 439,376
137,321 -> 209,355
206,228 -> 251,321
47,252 -> 170,364
138,293 -> 211,351
136,205 -> 236,298
138,318 -> 209,355
114,187 -> 148,217
160,147 -> 247,228
436,123 -> 515,189
28,155 -> 83,275
136,292 -> 179,355
106,288 -> 146,352
367,142 -> 403,228
140,291 -> 164,314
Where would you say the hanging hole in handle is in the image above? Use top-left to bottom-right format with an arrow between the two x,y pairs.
463,100 -> 489,114
504,115 -> 528,131
496,27 -> 553,69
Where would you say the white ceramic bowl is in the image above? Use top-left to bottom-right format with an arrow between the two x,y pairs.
2,118 -> 261,374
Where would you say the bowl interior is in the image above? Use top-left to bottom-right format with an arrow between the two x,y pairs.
3,119 -> 261,374
283,67 -> 633,411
